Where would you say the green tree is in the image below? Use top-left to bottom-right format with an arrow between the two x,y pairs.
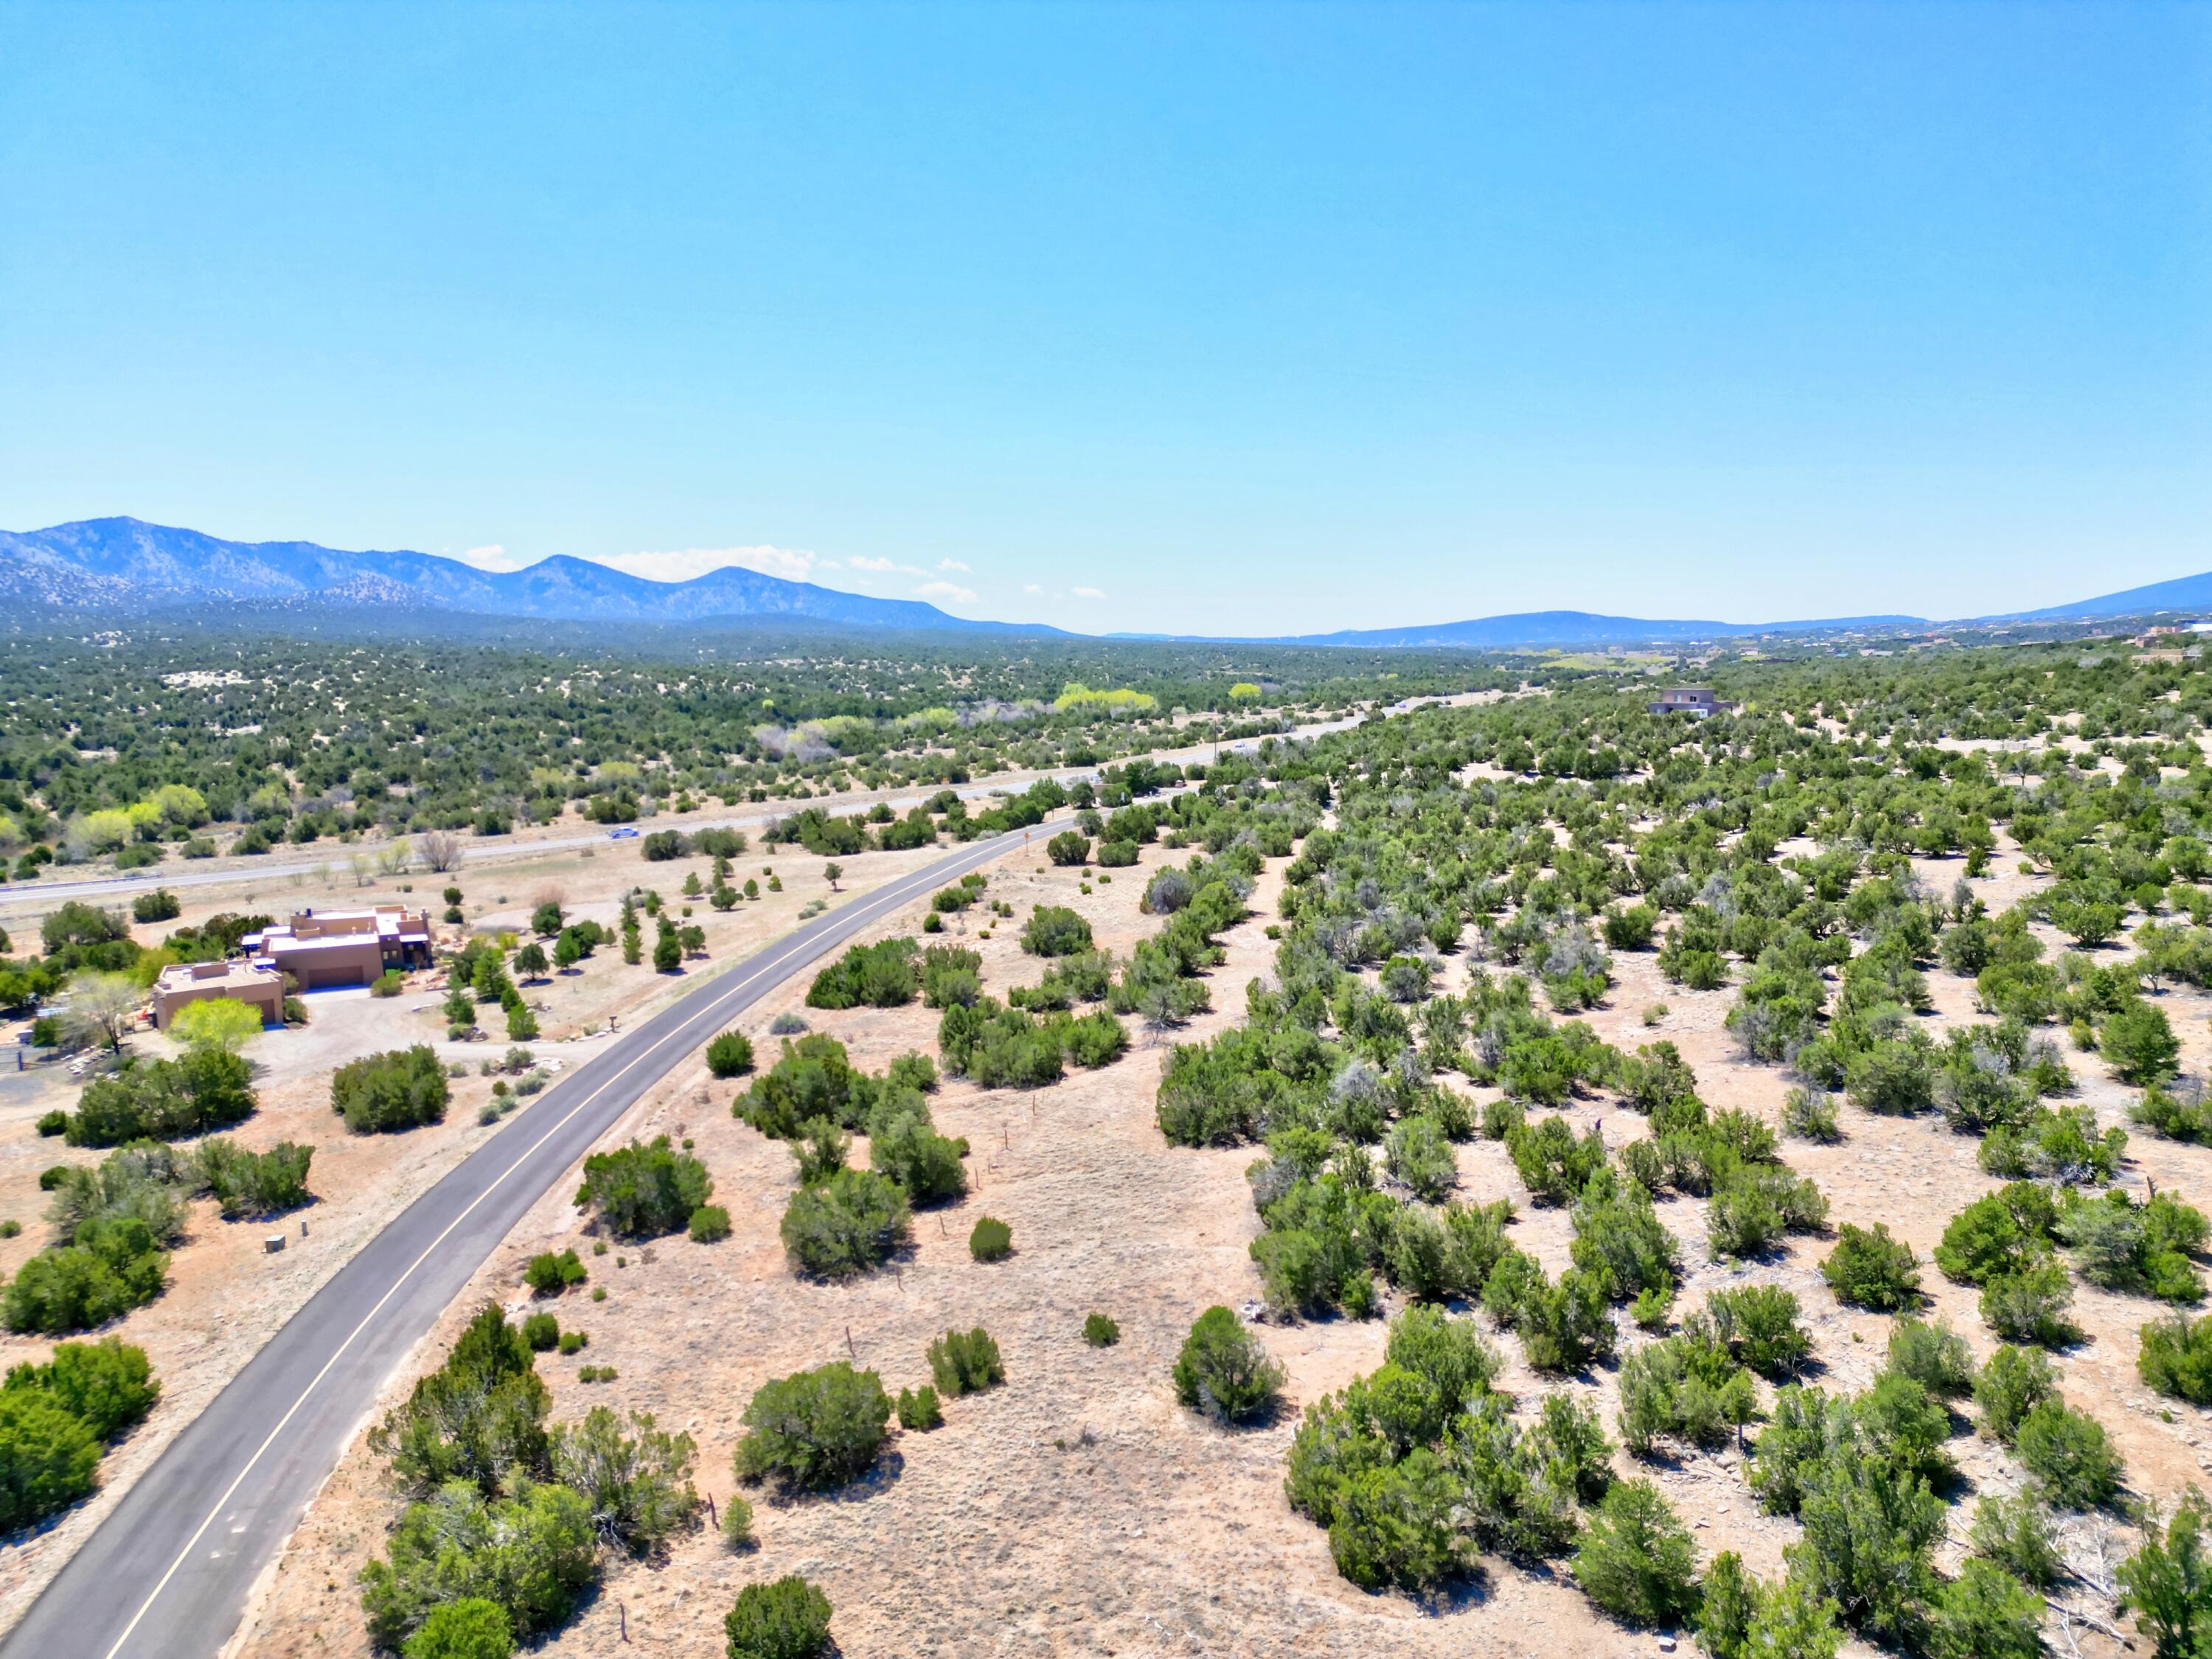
574,1138 -> 713,1239
332,1046 -> 451,1134
734,1363 -> 890,1491
1573,1478 -> 1701,1627
167,995 -> 264,1052
0,1390 -> 102,1531
2120,1486 -> 2212,1659
2104,1001 -> 2182,1086
1172,1307 -> 1286,1425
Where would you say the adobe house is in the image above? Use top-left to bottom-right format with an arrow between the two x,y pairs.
1646,686 -> 1733,718
242,904 -> 433,991
150,960 -> 285,1030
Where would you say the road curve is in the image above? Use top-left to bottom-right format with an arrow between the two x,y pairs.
1,822 -> 1054,1659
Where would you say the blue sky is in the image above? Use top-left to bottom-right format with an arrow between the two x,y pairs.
1,2 -> 2206,636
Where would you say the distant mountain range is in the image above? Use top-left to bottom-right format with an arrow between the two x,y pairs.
0,517 -> 1063,635
4,515 -> 2208,648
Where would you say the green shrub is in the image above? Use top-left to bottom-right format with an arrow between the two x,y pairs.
1616,1329 -> 1756,1454
194,1138 -> 314,1218
1505,1115 -> 1606,1206
734,1363 -> 891,1491
524,1249 -> 586,1296
548,1405 -> 698,1554
919,945 -> 984,1009
129,887 -> 181,924
1781,1086 -> 1842,1143
1383,1115 -> 1458,1203
706,1032 -> 756,1078
720,1492 -> 754,1549
521,1312 -> 559,1352
724,1574 -> 833,1659
1172,1306 -> 1285,1424
1979,1257 -> 2079,1347
1694,1552 -> 1759,1659
926,1327 -> 1004,1397
403,1597 -> 515,1659
1,1337 -> 159,1440
359,1480 -> 596,1649
1886,1318 -> 1978,1399
574,1137 -> 713,1239
1324,1447 -> 1466,1590
689,1205 -> 731,1242
4,1218 -> 168,1335
331,1046 -> 450,1135
1569,1175 -> 1680,1304
895,1385 -> 942,1430
1925,1558 -> 2042,1659
1514,1265 -> 1618,1373
1935,1183 -> 2056,1284
69,1048 -> 256,1146
1821,1222 -> 1921,1312
2141,1310 -> 2212,1403
1787,1447 -> 1943,1647
367,1306 -> 549,1498
2104,1001 -> 2182,1085
1975,1344 -> 2057,1443
2119,1487 -> 2212,1658
779,1169 -> 911,1280
1046,830 -> 1090,866
35,1112 -> 66,1138
881,1053 -> 937,1096
867,1105 -> 967,1206
1572,1478 -> 1701,1627
805,939 -> 917,1009
2014,1398 -> 2124,1509
1969,1492 -> 2060,1588
558,1331 -> 586,1356
1084,1313 -> 1121,1347
1020,905 -> 1093,956
736,1036 -> 885,1136
1705,1285 -> 1812,1380
0,1389 -> 102,1533
968,1216 -> 1012,1262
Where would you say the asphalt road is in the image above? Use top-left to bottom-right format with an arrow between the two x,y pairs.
0,696 -> 1424,911
1,821 -> 1054,1659
0,777 -> 1097,908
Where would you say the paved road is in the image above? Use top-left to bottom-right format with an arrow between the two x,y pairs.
0,695 -> 1437,912
1,821 -> 1055,1659
0,777 -> 1096,908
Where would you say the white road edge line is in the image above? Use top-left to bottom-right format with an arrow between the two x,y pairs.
96,828 -> 1032,1659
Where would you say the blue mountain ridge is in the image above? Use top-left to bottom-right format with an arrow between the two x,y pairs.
0,517 -> 1065,635
2,516 -> 2207,646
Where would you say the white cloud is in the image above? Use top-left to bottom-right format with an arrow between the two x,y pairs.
1023,583 -> 1045,595
849,554 -> 933,578
459,543 -> 534,572
602,544 -> 821,584
917,580 -> 978,605
1073,585 -> 1106,599
938,557 -> 972,572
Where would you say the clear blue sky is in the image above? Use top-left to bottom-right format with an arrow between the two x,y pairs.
2,2 -> 2206,636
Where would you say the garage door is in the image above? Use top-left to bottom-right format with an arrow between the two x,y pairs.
305,965 -> 366,990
